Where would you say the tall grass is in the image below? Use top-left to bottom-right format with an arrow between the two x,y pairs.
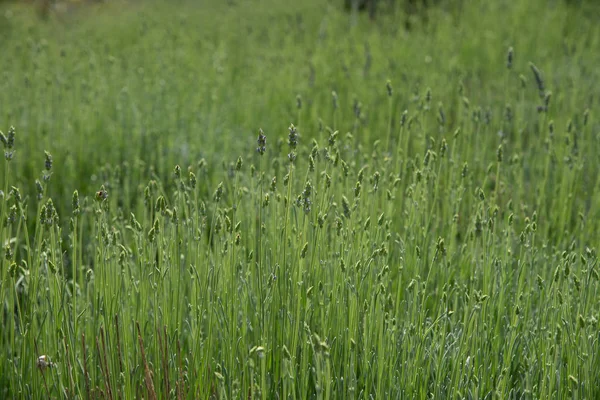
1,0 -> 599,398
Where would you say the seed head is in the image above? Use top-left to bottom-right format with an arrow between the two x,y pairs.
423,150 -> 433,167
363,217 -> 371,231
386,80 -> 393,97
341,160 -> 349,177
477,187 -> 485,201
10,187 -> 22,204
439,138 -> 447,157
354,181 -> 361,198
7,126 -> 15,149
189,171 -> 197,189
35,180 -> 44,200
328,130 -> 338,147
372,171 -> 380,191
6,205 -> 17,225
544,91 -> 552,109
358,166 -> 367,183
257,128 -> 267,155
4,244 -> 13,261
288,152 -> 297,164
72,190 -> 80,216
335,217 -> 343,235
317,212 -> 326,228
436,237 -> 446,257
341,195 -> 351,218
529,62 -> 545,97
41,198 -> 58,226
130,213 -> 143,232
507,47 -> 513,69
300,242 -> 308,259
44,151 -> 53,171
213,182 -> 223,202
288,124 -> 298,149
300,181 -> 313,214
324,173 -> 331,189
400,110 -> 408,127
144,186 -> 151,205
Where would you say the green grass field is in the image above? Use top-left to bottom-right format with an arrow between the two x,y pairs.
1,0 -> 599,398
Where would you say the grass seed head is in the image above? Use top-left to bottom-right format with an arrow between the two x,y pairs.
257,128 -> 267,155
7,126 -> 15,149
213,182 -> 223,202
328,130 -> 338,147
440,138 -> 447,157
10,186 -> 21,205
341,196 -> 351,219
44,151 -> 53,171
72,190 -> 80,216
155,195 -> 166,213
300,242 -> 308,258
400,110 -> 408,127
288,124 -> 298,149
288,151 -> 297,164
354,181 -> 361,198
529,62 -> 545,97
189,171 -> 197,189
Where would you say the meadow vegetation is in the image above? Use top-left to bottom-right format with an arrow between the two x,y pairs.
1,0 -> 599,398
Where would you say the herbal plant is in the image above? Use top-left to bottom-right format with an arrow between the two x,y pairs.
1,0 -> 599,399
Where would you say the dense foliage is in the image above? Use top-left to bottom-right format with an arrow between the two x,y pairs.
1,0 -> 599,398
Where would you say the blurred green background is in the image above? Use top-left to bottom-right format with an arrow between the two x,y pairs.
1,0 -> 598,220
